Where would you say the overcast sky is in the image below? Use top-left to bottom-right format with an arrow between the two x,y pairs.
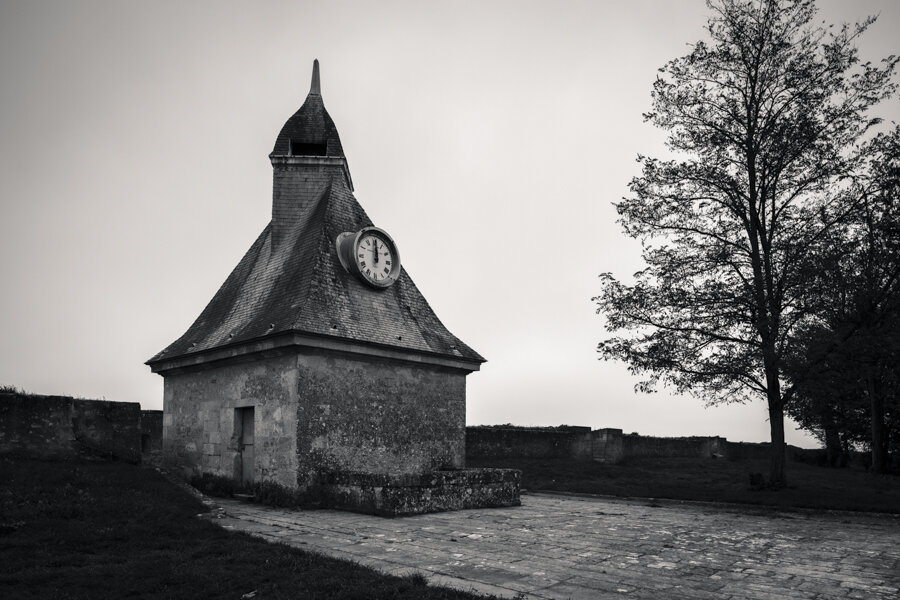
2,1 -> 898,448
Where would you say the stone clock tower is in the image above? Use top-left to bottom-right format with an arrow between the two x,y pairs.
147,61 -> 518,515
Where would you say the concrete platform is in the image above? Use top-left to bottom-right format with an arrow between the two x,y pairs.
209,492 -> 900,599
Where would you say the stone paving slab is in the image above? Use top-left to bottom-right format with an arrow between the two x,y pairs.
208,492 -> 900,599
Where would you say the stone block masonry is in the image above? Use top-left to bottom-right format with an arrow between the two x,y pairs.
466,425 -> 593,460
0,392 -> 157,463
159,347 -> 468,494
141,410 -> 163,459
592,428 -> 624,463
161,352 -> 301,488
295,351 -> 467,488
320,468 -> 522,516
622,432 -> 728,459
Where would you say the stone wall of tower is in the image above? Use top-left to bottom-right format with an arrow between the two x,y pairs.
161,353 -> 300,488
294,348 -> 467,490
160,346 -> 467,491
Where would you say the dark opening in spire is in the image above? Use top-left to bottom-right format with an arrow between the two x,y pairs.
290,141 -> 327,156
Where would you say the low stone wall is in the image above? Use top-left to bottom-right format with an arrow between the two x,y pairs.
321,468 -> 522,517
141,410 -> 163,459
592,428 -> 624,463
466,426 -> 592,460
623,433 -> 728,459
0,392 -> 149,463
466,425 -> 820,464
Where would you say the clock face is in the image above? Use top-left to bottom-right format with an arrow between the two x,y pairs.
355,232 -> 395,285
335,226 -> 401,288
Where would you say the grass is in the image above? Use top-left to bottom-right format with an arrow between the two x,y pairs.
467,455 -> 900,513
0,458 -> 502,600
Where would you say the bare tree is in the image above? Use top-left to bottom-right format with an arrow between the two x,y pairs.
595,0 -> 897,487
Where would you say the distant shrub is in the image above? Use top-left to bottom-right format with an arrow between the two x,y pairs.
403,572 -> 428,586
252,480 -> 304,508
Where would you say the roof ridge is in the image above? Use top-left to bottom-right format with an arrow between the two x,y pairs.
146,223 -> 272,362
285,179 -> 334,330
392,265 -> 485,361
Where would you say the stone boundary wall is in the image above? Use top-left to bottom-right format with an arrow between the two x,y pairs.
623,433 -> 728,459
0,392 -> 163,463
592,428 -> 624,463
466,425 -> 821,464
466,426 -> 593,460
141,410 -> 164,460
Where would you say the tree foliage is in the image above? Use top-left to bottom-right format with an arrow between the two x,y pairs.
595,0 -> 898,486
783,127 -> 900,471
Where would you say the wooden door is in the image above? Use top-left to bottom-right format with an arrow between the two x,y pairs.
239,407 -> 255,486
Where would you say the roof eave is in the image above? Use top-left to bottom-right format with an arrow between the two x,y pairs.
146,330 -> 484,375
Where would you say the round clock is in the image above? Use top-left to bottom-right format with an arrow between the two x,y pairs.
336,227 -> 402,288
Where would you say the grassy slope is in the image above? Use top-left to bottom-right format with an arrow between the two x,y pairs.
0,458 -> 498,600
467,456 -> 900,513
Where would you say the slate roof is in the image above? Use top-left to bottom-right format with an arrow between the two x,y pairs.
147,62 -> 483,369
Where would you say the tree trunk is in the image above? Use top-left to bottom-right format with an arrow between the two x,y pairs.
839,432 -> 850,468
867,367 -> 887,473
762,344 -> 788,487
768,397 -> 787,488
824,424 -> 842,467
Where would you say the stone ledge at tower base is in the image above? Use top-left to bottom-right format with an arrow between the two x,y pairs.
320,468 -> 521,517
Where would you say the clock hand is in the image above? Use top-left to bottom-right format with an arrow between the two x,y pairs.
373,240 -> 379,265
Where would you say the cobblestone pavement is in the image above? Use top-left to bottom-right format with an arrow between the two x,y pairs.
211,492 -> 900,599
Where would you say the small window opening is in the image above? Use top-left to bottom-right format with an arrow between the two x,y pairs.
290,140 -> 327,156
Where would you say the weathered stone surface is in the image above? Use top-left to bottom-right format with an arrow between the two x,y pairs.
591,428 -> 623,463
215,493 -> 900,599
71,399 -> 142,462
467,426 -> 593,460
466,425 -> 826,465
0,393 -> 142,462
161,353 -> 299,488
160,346 -> 473,502
321,468 -> 522,516
296,350 -> 466,489
622,432 -> 728,459
0,393 -> 73,457
140,410 -> 163,458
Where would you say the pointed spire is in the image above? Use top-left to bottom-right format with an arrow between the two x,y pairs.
309,59 -> 321,96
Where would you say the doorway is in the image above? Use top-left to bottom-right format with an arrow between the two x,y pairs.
236,407 -> 255,486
